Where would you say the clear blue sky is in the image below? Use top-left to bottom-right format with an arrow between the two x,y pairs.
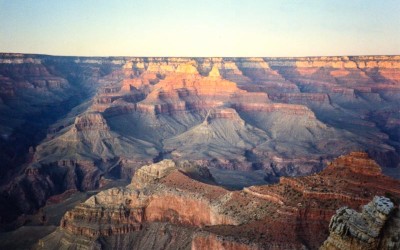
0,0 -> 399,56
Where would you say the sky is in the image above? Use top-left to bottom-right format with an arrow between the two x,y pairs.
0,0 -> 399,57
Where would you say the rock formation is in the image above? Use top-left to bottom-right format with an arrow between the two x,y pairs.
0,54 -> 400,229
35,152 -> 400,249
321,196 -> 399,250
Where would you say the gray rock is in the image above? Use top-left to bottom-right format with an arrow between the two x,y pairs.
321,196 -> 397,250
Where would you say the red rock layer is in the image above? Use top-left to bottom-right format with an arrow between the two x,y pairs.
44,152 -> 400,249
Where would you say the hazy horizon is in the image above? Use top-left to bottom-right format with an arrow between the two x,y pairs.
2,53 -> 400,58
1,0 -> 399,57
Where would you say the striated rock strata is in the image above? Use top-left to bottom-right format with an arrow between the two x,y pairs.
1,54 -> 400,228
36,152 -> 400,249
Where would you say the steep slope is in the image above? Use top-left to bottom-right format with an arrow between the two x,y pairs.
34,112 -> 157,163
35,152 -> 400,250
164,108 -> 268,163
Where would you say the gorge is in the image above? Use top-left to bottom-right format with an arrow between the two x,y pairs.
0,54 -> 399,249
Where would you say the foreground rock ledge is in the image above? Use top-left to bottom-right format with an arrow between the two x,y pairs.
36,152 -> 400,250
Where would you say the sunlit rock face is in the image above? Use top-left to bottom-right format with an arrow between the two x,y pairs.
36,153 -> 400,249
0,54 -> 400,227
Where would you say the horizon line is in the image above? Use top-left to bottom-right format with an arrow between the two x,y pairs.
1,51 -> 400,59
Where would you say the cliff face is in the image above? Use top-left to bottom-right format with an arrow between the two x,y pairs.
36,152 -> 400,250
1,54 -> 400,227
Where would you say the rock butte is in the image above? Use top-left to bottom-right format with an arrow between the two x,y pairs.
34,152 -> 400,249
0,54 -> 399,234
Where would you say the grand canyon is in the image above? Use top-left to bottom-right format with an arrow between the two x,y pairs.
0,54 -> 399,249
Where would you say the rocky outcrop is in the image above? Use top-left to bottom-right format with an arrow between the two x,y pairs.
328,151 -> 382,176
35,153 -> 400,250
277,152 -> 400,205
233,102 -> 316,117
269,92 -> 331,106
132,159 -> 176,188
321,196 -> 399,250
41,160 -> 236,244
73,112 -> 109,132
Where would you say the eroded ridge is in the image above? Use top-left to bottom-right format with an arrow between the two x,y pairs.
36,152 -> 400,250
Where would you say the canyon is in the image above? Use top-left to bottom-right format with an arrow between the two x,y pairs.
0,54 -> 399,248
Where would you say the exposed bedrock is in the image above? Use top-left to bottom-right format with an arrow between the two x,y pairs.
321,196 -> 399,250
36,153 -> 400,249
